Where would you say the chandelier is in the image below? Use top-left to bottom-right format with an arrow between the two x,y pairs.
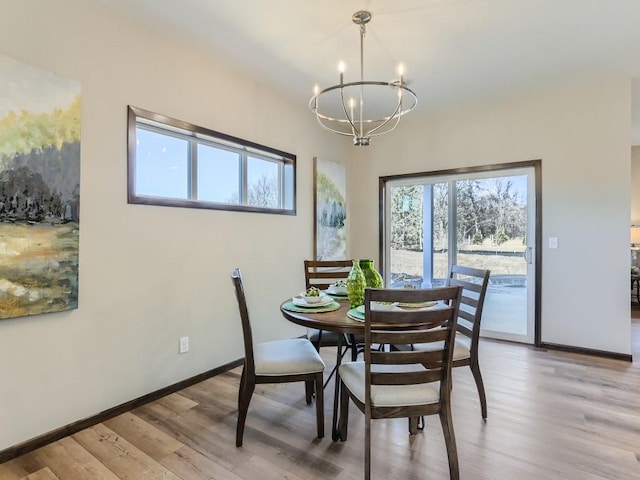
309,11 -> 418,146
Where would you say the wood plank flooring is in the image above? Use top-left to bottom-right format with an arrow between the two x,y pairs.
2,326 -> 640,480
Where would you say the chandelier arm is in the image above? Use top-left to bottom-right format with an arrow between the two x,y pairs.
369,113 -> 402,138
315,115 -> 357,137
365,91 -> 404,137
339,86 -> 360,137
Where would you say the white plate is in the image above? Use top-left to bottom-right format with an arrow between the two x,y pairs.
397,301 -> 438,309
325,288 -> 348,297
356,302 -> 398,313
292,295 -> 334,308
326,286 -> 348,295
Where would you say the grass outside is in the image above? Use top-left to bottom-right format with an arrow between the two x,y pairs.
391,238 -> 527,281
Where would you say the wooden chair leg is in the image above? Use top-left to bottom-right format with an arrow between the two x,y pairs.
364,413 -> 371,480
314,372 -> 324,438
470,362 -> 488,419
312,330 -> 323,352
305,380 -> 314,405
238,366 -> 247,411
338,380 -> 349,441
439,404 -> 459,480
236,374 -> 255,447
348,334 -> 359,361
408,416 -> 418,435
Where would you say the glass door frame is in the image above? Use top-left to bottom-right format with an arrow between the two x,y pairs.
379,160 -> 542,347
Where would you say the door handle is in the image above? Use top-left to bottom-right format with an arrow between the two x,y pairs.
524,246 -> 533,264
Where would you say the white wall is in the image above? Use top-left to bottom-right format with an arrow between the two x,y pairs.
0,0 -> 348,450
350,75 -> 632,355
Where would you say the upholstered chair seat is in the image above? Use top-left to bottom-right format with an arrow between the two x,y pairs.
254,338 -> 325,376
413,337 -> 471,362
339,362 -> 440,407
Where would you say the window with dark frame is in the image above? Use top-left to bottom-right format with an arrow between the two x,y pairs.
127,106 -> 296,215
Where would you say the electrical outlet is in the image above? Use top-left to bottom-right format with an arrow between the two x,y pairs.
179,336 -> 189,354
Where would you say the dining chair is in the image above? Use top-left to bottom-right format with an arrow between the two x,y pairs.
304,259 -> 362,361
338,286 -> 462,480
230,268 -> 325,447
414,264 -> 491,419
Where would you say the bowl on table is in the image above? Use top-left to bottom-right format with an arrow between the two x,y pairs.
327,281 -> 348,296
301,286 -> 323,303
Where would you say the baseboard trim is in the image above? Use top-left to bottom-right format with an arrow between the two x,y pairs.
0,358 -> 243,464
539,342 -> 632,362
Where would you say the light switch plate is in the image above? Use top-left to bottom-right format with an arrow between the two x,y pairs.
548,237 -> 558,249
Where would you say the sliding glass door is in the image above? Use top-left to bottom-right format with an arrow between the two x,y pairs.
383,164 -> 538,344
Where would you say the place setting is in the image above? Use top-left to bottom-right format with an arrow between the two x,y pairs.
281,286 -> 341,313
323,279 -> 349,300
347,300 -> 440,321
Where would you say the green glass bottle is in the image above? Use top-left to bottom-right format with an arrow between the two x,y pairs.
347,259 -> 366,308
359,259 -> 383,288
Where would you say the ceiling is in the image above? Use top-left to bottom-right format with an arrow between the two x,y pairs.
94,0 -> 640,144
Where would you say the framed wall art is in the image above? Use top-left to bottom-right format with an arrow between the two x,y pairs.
314,157 -> 347,260
0,54 -> 81,319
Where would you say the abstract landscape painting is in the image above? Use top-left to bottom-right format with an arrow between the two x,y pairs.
314,157 -> 347,260
0,55 -> 80,319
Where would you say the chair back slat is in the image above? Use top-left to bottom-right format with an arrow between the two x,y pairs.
460,293 -> 479,309
371,369 -> 442,386
371,349 -> 446,367
457,324 -> 473,338
363,286 -> 461,396
230,268 -> 255,377
304,260 -> 352,290
369,308 -> 452,325
449,277 -> 484,294
372,327 -> 449,346
458,308 -> 475,323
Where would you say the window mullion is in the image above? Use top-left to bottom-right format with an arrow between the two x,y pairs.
189,141 -> 198,200
278,162 -> 284,208
448,180 -> 457,267
240,152 -> 248,205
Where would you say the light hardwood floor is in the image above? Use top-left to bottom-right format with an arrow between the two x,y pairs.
1,329 -> 639,480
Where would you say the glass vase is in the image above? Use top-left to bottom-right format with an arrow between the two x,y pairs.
359,259 -> 383,288
347,260 -> 366,308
